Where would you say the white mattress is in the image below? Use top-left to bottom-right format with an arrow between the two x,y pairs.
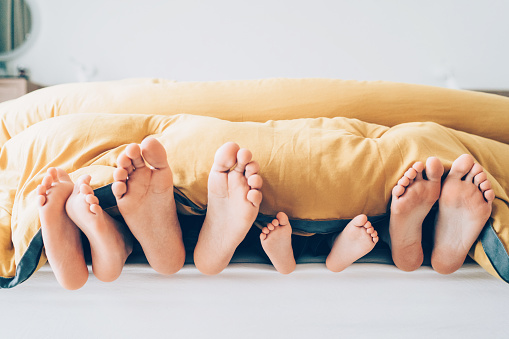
1,260 -> 508,339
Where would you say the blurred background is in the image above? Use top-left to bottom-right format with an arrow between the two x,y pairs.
1,0 -> 509,92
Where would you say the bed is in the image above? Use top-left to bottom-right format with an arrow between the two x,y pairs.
1,78 -> 508,337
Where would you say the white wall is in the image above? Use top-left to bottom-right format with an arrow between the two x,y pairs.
9,0 -> 509,89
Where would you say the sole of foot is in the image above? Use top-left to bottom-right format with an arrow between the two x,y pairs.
37,167 -> 88,290
326,214 -> 379,272
194,142 -> 263,275
389,157 -> 444,271
112,137 -> 185,275
66,177 -> 133,282
260,212 -> 296,274
431,154 -> 494,274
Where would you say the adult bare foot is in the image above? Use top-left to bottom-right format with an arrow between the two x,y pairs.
194,142 -> 263,275
66,177 -> 133,282
326,214 -> 379,272
37,168 -> 88,290
389,157 -> 444,271
431,154 -> 495,274
260,212 -> 295,274
112,137 -> 185,275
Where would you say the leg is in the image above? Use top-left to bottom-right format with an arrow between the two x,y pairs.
194,142 -> 263,275
260,212 -> 296,274
112,137 -> 186,275
389,157 -> 444,271
325,214 -> 379,272
66,177 -> 133,282
37,168 -> 88,290
431,154 -> 495,274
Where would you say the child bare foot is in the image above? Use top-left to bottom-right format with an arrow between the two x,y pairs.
326,214 -> 379,272
66,177 -> 133,282
112,137 -> 185,275
389,157 -> 444,271
260,212 -> 296,274
37,168 -> 88,290
431,154 -> 495,274
194,142 -> 263,275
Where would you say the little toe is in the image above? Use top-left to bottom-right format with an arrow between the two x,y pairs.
260,233 -> 267,241
484,189 -> 495,202
392,185 -> 405,198
111,181 -> 127,199
247,173 -> 263,190
448,154 -> 475,179
247,190 -> 262,207
37,194 -> 46,207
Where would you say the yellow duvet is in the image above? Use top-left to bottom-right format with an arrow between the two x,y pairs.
1,78 -> 508,287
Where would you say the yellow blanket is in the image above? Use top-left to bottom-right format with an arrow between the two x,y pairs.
1,78 -> 508,287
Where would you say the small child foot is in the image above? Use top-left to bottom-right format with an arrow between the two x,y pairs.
66,176 -> 133,282
431,154 -> 495,274
260,212 -> 296,274
389,157 -> 444,271
112,137 -> 185,275
37,168 -> 88,290
326,214 -> 379,273
194,142 -> 263,275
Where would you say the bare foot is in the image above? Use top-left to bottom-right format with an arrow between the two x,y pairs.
431,154 -> 495,274
389,157 -> 444,271
66,177 -> 133,282
112,137 -> 185,275
260,212 -> 296,274
194,142 -> 263,275
37,168 -> 88,290
326,214 -> 379,272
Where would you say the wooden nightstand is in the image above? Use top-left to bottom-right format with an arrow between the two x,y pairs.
0,77 -> 42,103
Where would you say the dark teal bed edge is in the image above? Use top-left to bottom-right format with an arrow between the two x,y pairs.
480,220 -> 509,283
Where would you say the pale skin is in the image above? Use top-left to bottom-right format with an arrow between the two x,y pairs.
260,212 -> 379,274
38,168 -> 133,289
389,154 -> 494,274
194,142 -> 263,275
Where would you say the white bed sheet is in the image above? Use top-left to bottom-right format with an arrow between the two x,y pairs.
1,261 -> 508,339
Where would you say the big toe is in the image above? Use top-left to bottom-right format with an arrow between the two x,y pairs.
212,142 -> 240,172
425,157 -> 444,181
141,137 -> 170,170
448,154 -> 474,179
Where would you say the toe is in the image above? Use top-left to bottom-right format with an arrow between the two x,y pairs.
424,157 -> 444,182
260,233 -> 267,241
47,167 -> 58,181
397,176 -> 410,187
271,219 -> 279,227
37,194 -> 47,207
125,143 -> 146,170
448,154 -> 474,179
465,163 -> 483,183
79,183 -> 94,195
112,181 -> 127,199
484,189 -> 495,203
141,137 -> 170,170
117,152 -> 134,173
405,168 -> 417,180
113,168 -> 128,182
85,193 -> 99,205
212,142 -> 240,172
262,227 -> 270,234
247,173 -> 263,189
479,180 -> 491,192
245,162 -> 260,177
90,203 -> 102,215
392,184 -> 405,198
41,174 -> 53,189
267,223 -> 275,231
247,190 -> 262,207
276,212 -> 289,225
234,148 -> 253,173
55,168 -> 73,183
351,214 -> 368,226
473,172 -> 487,187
